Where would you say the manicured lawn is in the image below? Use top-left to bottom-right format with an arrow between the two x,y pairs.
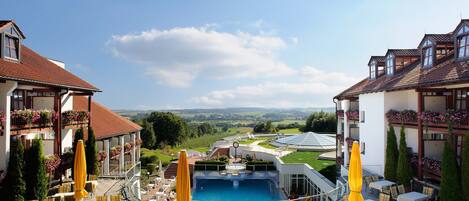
280,151 -> 334,171
278,128 -> 301,134
258,141 -> 277,149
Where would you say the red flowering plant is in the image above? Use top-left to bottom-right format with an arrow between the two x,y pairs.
124,143 -> 132,154
33,110 -> 55,127
44,154 -> 61,174
442,110 -> 468,126
135,138 -> 142,145
11,109 -> 34,127
337,110 -> 344,118
98,151 -> 107,162
110,145 -> 122,159
346,110 -> 359,120
62,111 -> 89,125
423,157 -> 441,176
386,109 -> 418,124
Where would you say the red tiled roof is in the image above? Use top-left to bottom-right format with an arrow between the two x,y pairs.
73,96 -> 141,139
0,45 -> 99,91
336,53 -> 469,99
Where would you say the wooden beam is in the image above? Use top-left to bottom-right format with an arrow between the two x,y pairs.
417,91 -> 424,180
70,92 -> 94,96
88,95 -> 92,129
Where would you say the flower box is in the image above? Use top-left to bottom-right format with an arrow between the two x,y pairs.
346,110 -> 359,120
386,109 -> 418,124
62,110 -> 89,126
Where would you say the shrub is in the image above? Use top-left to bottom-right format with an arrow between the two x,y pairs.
141,155 -> 159,166
384,124 -> 398,181
3,140 -> 26,201
24,139 -> 48,200
86,127 -> 98,175
218,156 -> 228,163
396,126 -> 412,187
319,164 -> 337,184
146,163 -> 157,175
194,160 -> 226,171
462,133 -> 469,201
141,120 -> 156,149
439,135 -> 463,201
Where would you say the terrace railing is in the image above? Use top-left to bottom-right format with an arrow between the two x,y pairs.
386,109 -> 469,130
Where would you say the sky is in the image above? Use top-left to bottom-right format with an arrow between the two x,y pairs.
3,0 -> 469,109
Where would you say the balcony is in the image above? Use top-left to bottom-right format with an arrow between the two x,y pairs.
386,109 -> 469,133
1,109 -> 89,133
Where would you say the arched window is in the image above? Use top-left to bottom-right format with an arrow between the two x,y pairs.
4,27 -> 20,60
423,46 -> 433,67
457,25 -> 469,59
386,54 -> 394,76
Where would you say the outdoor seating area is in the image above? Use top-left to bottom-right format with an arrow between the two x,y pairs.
362,175 -> 436,201
141,176 -> 176,201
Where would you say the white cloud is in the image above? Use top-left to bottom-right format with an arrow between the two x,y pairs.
191,66 -> 361,108
108,26 -> 294,87
290,37 -> 299,44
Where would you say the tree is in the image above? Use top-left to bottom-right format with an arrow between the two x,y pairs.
384,124 -> 398,181
86,127 -> 98,175
3,140 -> 26,201
141,120 -> 156,148
24,139 -> 48,200
147,112 -> 188,147
302,111 -> 336,133
396,126 -> 412,187
440,134 -> 463,201
462,134 -> 469,201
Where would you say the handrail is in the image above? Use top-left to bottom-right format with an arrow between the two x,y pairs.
103,161 -> 141,199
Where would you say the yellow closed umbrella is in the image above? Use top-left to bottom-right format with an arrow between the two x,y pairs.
176,150 -> 191,201
74,140 -> 88,200
348,141 -> 364,201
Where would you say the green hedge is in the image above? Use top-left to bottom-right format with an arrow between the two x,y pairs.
246,160 -> 276,171
194,160 -> 226,171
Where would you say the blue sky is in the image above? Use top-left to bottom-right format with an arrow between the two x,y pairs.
3,0 -> 469,109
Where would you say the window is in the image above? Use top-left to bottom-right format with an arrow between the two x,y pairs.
423,47 -> 433,67
386,54 -> 394,76
360,111 -> 365,123
370,61 -> 376,79
457,35 -> 469,59
455,89 -> 469,110
11,90 -> 25,110
4,35 -> 19,60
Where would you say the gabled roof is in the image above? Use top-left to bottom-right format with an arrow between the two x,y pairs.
73,96 -> 142,140
385,49 -> 420,57
452,19 -> 469,38
0,20 -> 26,38
0,45 -> 99,91
335,52 -> 469,99
417,34 -> 452,48
367,56 -> 386,66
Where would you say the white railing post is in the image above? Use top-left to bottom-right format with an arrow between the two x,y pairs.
342,99 -> 351,167
119,136 -> 125,174
104,139 -> 110,175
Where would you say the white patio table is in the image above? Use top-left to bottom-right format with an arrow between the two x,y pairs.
369,180 -> 395,191
397,192 -> 430,201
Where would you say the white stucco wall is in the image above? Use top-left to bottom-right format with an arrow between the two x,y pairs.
33,97 -> 54,110
424,96 -> 446,112
358,92 -> 386,175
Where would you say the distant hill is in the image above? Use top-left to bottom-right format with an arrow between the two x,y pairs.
115,107 -> 335,121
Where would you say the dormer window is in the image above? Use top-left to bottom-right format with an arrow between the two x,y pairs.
423,46 -> 433,67
386,54 -> 394,76
3,26 -> 21,61
369,61 -> 376,79
457,25 -> 469,59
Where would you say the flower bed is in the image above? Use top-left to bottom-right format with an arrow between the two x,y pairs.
62,110 -> 89,126
10,109 -> 56,128
346,110 -> 359,120
386,109 -> 418,124
337,110 -> 344,118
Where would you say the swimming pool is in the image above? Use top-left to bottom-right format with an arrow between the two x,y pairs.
192,179 -> 283,201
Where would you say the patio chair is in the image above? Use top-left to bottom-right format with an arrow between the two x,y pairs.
364,176 -> 373,192
422,186 -> 434,197
390,186 -> 399,200
96,195 -> 107,201
371,175 -> 379,182
379,193 -> 391,201
63,194 -> 75,201
397,184 -> 405,194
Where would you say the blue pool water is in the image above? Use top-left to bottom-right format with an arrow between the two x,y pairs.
192,179 -> 283,201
